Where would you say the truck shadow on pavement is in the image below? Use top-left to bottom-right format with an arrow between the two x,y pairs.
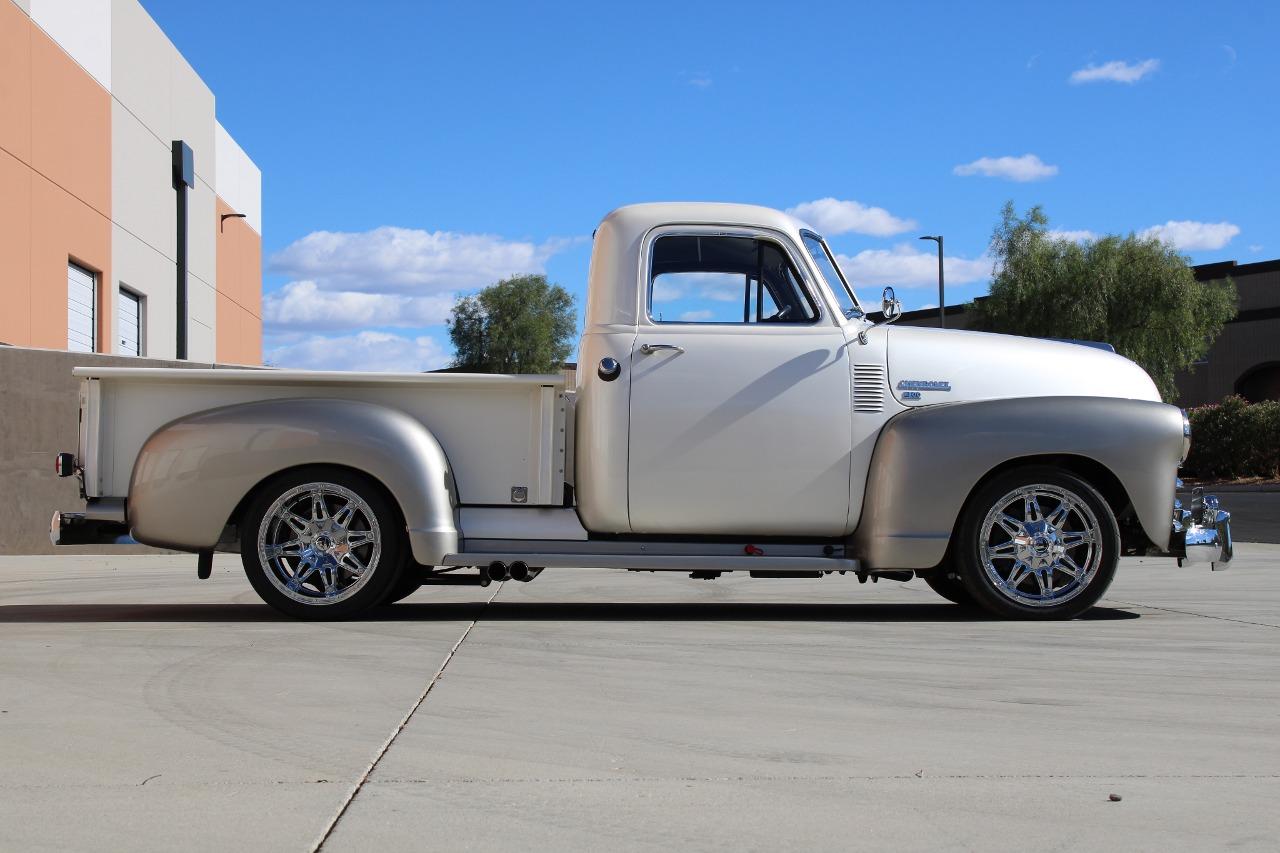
0,601 -> 1141,623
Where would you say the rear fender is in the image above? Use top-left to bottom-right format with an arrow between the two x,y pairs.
128,398 -> 458,564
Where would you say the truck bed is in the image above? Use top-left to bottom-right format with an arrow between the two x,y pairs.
73,367 -> 569,507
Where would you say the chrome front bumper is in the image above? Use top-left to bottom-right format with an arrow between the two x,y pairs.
1170,486 -> 1233,570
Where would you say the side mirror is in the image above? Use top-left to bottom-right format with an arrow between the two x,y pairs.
858,286 -> 903,345
881,286 -> 903,322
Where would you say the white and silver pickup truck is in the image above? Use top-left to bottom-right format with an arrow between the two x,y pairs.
53,203 -> 1233,620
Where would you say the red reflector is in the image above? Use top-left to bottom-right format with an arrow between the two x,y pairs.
744,544 -> 764,556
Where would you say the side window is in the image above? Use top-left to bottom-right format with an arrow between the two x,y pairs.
649,235 -> 818,324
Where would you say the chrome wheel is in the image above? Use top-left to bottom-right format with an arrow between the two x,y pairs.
978,484 -> 1102,608
256,482 -> 382,606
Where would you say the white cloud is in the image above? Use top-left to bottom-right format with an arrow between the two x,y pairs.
953,154 -> 1059,182
1140,220 -> 1240,251
679,310 -> 714,321
1069,58 -> 1160,84
835,244 -> 992,288
1248,244 -> 1263,253
265,330 -> 450,373
687,75 -> 712,88
263,280 -> 455,329
269,227 -> 571,294
1048,228 -> 1099,243
785,198 -> 917,237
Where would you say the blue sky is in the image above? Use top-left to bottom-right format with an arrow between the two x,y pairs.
144,0 -> 1279,371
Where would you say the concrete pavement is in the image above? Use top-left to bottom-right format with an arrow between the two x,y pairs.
1,547 -> 1278,851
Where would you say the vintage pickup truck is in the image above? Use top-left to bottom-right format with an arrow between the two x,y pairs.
53,203 -> 1232,619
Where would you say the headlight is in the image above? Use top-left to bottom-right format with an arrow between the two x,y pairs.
1180,410 -> 1192,466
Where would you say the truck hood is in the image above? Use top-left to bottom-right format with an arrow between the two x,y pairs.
885,325 -> 1161,407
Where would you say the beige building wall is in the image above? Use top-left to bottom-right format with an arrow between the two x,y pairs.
0,0 -> 261,363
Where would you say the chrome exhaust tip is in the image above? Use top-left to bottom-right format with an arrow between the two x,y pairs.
486,561 -> 510,582
508,560 -> 530,582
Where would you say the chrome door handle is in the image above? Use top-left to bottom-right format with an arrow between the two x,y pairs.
640,343 -> 685,355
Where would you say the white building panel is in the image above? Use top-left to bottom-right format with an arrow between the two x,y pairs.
188,176 -> 216,287
113,223 -> 176,359
109,0 -> 172,141
188,272 -> 217,348
188,316 -> 215,363
111,99 -> 174,259
30,0 -> 111,90
215,121 -> 262,233
171,48 -> 215,185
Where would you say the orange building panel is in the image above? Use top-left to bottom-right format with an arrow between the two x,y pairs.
215,195 -> 262,364
30,172 -> 111,351
0,0 -> 32,164
0,150 -> 33,346
29,22 -> 111,220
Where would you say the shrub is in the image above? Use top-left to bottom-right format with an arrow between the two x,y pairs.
1183,396 -> 1280,480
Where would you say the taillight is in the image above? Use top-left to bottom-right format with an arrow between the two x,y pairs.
55,452 -> 76,477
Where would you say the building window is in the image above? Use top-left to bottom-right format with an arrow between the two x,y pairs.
67,262 -> 97,353
118,286 -> 144,356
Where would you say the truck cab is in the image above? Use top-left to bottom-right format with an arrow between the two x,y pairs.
53,203 -> 1234,620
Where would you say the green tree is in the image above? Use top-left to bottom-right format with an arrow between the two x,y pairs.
447,274 -> 576,373
970,202 -> 1237,402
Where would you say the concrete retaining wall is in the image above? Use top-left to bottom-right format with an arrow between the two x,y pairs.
0,345 -> 252,555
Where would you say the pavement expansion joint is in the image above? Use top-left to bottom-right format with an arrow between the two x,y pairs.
1103,598 -> 1280,629
308,581 -> 505,853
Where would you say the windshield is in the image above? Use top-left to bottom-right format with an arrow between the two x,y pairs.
801,232 -> 862,319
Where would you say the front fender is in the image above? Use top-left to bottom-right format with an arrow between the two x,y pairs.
851,397 -> 1184,569
128,398 -> 458,564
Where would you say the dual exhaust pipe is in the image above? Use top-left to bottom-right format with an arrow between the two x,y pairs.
486,560 -> 540,583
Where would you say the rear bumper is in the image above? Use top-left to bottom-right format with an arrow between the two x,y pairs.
50,498 -> 134,546
1169,488 -> 1233,570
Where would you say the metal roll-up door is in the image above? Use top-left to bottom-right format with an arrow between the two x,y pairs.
67,263 -> 96,353
118,288 -> 141,356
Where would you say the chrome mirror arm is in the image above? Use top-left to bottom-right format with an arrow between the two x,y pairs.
856,286 -> 903,345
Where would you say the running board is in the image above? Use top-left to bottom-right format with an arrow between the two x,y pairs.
442,552 -> 860,573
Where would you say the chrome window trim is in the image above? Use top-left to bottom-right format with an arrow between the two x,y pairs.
639,224 -> 835,328
799,228 -> 864,319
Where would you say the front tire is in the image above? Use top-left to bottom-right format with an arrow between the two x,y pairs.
956,466 -> 1119,620
239,467 -> 406,619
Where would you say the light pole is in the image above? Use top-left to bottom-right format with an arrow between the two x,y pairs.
918,235 -> 945,329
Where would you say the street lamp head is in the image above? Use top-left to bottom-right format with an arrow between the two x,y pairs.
919,235 -> 940,242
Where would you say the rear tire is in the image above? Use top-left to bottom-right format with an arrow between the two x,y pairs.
239,467 -> 406,620
956,466 -> 1119,620
380,566 -> 426,605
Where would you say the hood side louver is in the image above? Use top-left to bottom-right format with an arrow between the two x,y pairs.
853,364 -> 886,413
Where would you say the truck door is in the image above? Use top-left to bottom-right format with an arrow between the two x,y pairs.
627,230 -> 853,536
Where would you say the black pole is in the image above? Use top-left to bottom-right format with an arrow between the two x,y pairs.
919,234 -> 946,329
171,141 -> 194,359
936,235 -> 945,329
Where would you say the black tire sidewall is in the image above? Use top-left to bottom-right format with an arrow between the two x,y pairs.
923,568 -> 976,606
957,466 -> 1119,620
380,567 -> 426,605
240,466 -> 406,619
